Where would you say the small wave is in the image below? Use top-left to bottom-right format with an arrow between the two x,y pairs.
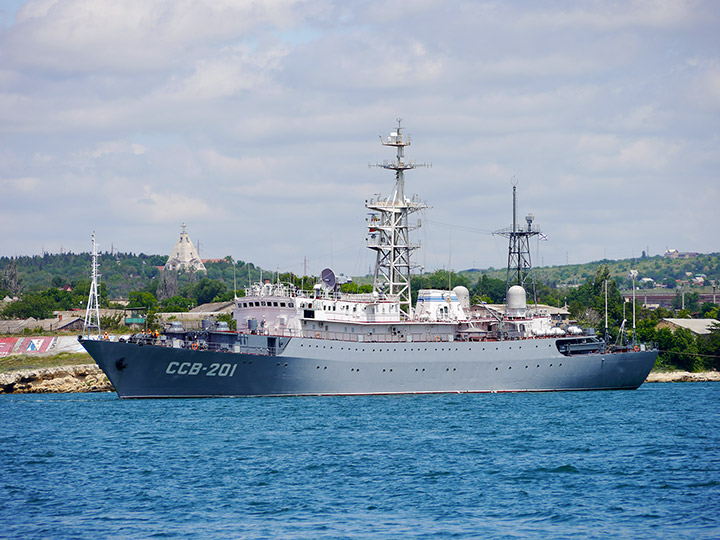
534,464 -> 581,474
687,480 -> 720,488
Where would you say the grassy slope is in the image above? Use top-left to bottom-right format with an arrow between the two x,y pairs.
0,352 -> 94,373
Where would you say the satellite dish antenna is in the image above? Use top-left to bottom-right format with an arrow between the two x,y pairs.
320,268 -> 337,290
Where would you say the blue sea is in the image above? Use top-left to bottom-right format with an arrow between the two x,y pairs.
1,384 -> 719,540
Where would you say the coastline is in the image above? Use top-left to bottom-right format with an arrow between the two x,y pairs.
0,364 -> 113,394
0,364 -> 717,394
644,370 -> 720,383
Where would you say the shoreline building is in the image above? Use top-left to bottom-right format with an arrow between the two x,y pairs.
163,223 -> 206,273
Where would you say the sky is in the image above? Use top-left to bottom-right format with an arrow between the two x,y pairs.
1,0 -> 718,278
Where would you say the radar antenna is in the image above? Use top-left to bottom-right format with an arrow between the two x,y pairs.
320,268 -> 337,291
366,119 -> 430,318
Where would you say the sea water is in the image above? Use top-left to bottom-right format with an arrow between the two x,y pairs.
1,383 -> 718,540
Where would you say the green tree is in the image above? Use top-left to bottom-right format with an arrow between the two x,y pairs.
656,327 -> 700,371
697,322 -> 720,371
1,293 -> 54,319
672,291 -> 700,313
700,303 -> 719,319
159,296 -> 194,312
128,291 -> 157,310
194,278 -> 227,305
469,274 -> 506,303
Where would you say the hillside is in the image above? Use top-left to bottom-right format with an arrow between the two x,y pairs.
0,253 -> 269,299
2,251 -> 718,299
461,253 -> 720,291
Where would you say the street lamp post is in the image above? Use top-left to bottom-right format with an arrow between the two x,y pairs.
628,270 -> 638,345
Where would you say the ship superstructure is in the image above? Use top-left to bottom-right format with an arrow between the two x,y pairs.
79,121 -> 657,398
366,119 -> 429,318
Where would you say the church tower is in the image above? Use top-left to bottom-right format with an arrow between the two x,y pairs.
163,223 -> 207,273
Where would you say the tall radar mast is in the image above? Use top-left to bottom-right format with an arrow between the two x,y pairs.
495,183 -> 542,306
366,119 -> 430,318
83,232 -> 102,339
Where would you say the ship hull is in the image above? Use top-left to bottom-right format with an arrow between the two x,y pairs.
81,337 -> 657,398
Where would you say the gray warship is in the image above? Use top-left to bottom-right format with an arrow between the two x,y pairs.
80,121 -> 657,398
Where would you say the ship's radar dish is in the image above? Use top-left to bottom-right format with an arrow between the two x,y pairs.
320,268 -> 337,290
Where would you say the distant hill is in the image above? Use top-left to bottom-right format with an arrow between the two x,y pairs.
460,253 -> 720,290
3,251 -> 718,299
0,253 -> 269,298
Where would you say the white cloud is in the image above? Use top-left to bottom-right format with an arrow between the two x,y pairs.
126,184 -> 219,224
0,0 -> 718,272
1,175 -> 40,192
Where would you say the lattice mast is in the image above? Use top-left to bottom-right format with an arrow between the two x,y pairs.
366,119 -> 429,318
495,183 -> 541,306
83,232 -> 102,338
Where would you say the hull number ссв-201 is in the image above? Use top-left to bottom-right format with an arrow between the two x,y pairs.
165,362 -> 238,377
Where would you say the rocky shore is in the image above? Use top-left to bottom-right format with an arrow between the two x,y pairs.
0,365 -> 114,394
0,365 -> 718,394
644,370 -> 720,383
